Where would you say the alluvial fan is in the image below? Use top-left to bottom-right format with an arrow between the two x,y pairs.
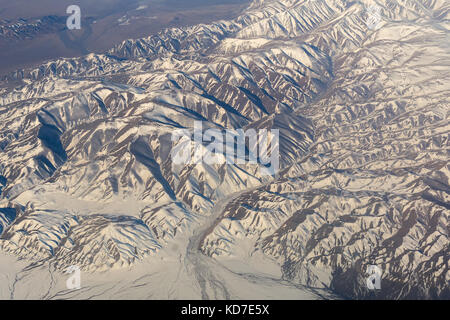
0,0 -> 448,299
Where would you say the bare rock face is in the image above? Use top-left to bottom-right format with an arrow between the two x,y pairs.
0,0 -> 448,299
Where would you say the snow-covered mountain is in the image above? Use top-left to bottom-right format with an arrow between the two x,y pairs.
0,0 -> 448,299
